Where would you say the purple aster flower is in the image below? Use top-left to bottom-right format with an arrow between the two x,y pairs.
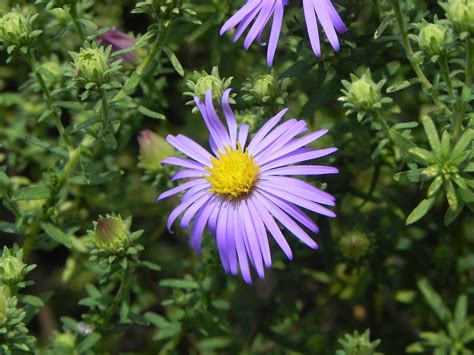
302,0 -> 348,57
220,0 -> 287,67
97,27 -> 137,63
158,89 -> 338,283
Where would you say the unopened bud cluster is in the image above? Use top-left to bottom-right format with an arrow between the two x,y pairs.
0,247 -> 26,287
71,43 -> 112,87
0,8 -> 40,49
339,69 -> 392,120
242,72 -> 289,107
185,67 -> 233,109
444,0 -> 474,35
339,231 -> 370,261
93,215 -> 131,254
418,23 -> 448,56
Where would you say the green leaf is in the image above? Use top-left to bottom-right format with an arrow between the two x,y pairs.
22,295 -> 45,307
393,169 -> 424,183
386,80 -> 411,93
444,180 -> 459,211
153,322 -> 181,341
121,72 -> 141,95
138,105 -> 166,120
374,15 -> 394,39
427,176 -> 443,197
454,294 -> 467,326
13,185 -> 50,201
41,223 -> 72,248
38,109 -> 54,123
164,48 -> 184,77
139,261 -> 161,271
77,332 -> 102,353
421,115 -> 441,153
452,128 -> 473,157
53,101 -> 84,111
0,222 -> 25,234
406,197 -> 436,225
159,278 -> 199,289
69,170 -> 123,185
389,129 -> 416,154
408,147 -> 435,164
145,312 -> 170,328
22,137 -> 68,157
444,202 -> 464,226
417,279 -> 451,322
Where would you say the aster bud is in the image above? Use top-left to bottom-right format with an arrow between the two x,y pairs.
337,330 -> 381,355
348,77 -> 381,111
138,130 -> 173,171
72,43 -> 111,87
418,23 -> 447,56
339,231 -> 370,260
185,67 -> 233,107
252,74 -> 276,99
0,11 -> 31,47
339,70 -> 390,120
93,215 -> 130,253
445,0 -> 474,34
0,247 -> 26,286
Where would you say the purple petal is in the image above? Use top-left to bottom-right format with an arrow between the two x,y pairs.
260,147 -> 337,171
190,197 -> 218,254
158,179 -> 209,201
220,0 -> 261,35
167,189 -> 208,232
216,201 -> 231,273
246,198 -> 272,268
240,202 -> 265,278
166,135 -> 212,166
172,169 -> 208,181
162,157 -> 205,170
233,203 -> 252,283
249,194 -> 293,259
238,124 -> 250,149
247,108 -> 288,154
263,165 -> 339,176
255,192 -> 319,249
267,0 -> 284,66
222,89 -> 238,148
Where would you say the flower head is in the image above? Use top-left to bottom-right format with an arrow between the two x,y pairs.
220,0 -> 287,66
97,27 -> 137,63
302,0 -> 348,57
158,89 -> 338,283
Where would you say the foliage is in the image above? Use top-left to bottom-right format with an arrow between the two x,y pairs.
0,0 -> 473,353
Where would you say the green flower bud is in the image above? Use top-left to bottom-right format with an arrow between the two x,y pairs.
418,23 -> 447,55
446,0 -> 474,34
93,215 -> 130,253
339,231 -> 370,260
73,44 -> 110,86
252,74 -> 275,98
348,77 -> 381,111
194,75 -> 224,100
0,247 -> 26,286
338,330 -> 381,355
185,67 -> 233,107
0,11 -> 31,47
138,130 -> 173,171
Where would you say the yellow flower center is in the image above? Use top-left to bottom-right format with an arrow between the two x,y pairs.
205,145 -> 259,199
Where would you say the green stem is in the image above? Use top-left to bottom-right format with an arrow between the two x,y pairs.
102,265 -> 130,329
69,3 -> 86,42
22,135 -> 94,261
439,56 -> 455,97
454,39 -> 474,140
389,0 -> 447,111
136,25 -> 169,76
100,89 -> 109,137
113,25 -> 170,102
25,52 -> 72,150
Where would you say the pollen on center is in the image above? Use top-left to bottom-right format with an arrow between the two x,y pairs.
205,145 -> 259,199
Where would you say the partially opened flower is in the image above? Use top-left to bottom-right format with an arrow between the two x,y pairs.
97,27 -> 137,63
158,89 -> 338,283
220,0 -> 287,66
302,0 -> 348,57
